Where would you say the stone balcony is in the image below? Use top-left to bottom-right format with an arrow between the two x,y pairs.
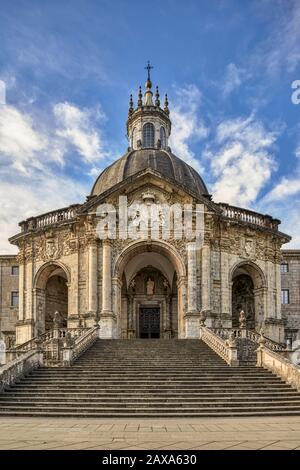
219,203 -> 280,232
19,204 -> 81,233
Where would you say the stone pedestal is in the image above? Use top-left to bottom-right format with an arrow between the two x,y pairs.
15,319 -> 35,345
184,312 -> 200,338
99,315 -> 117,339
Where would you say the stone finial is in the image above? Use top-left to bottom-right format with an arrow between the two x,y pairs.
128,94 -> 134,115
137,86 -> 143,107
199,311 -> 206,327
258,328 -> 266,346
164,94 -> 169,115
228,331 -> 237,347
239,310 -> 247,329
155,86 -> 160,107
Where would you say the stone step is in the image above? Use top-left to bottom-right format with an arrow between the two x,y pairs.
2,396 -> 300,404
1,404 -> 300,413
8,385 -> 292,393
28,372 -> 275,378
1,338 -> 299,418
4,391 -> 299,399
2,409 -> 300,417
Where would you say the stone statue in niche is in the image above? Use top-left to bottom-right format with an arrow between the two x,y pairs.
53,311 -> 61,328
146,277 -> 155,296
163,278 -> 169,291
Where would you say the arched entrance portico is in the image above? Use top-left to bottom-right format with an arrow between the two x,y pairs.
230,261 -> 266,330
112,240 -> 186,338
34,262 -> 70,336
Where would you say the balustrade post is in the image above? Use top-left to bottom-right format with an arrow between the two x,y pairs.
62,347 -> 73,366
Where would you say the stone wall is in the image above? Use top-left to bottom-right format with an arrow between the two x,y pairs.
281,250 -> 300,340
0,255 -> 18,348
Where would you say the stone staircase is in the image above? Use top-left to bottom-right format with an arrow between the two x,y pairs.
1,339 -> 300,417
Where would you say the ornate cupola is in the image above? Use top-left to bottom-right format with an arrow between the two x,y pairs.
127,62 -> 171,151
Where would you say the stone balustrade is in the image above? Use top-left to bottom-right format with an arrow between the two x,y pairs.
62,326 -> 99,366
219,203 -> 279,231
211,327 -> 286,352
200,326 -> 239,367
0,349 -> 43,393
246,329 -> 286,351
8,327 -> 93,366
19,204 -> 81,233
257,346 -> 300,392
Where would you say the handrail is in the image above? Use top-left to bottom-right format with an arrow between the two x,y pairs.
246,329 -> 286,351
211,327 -> 286,352
62,326 -> 99,365
10,327 -> 89,353
200,326 -> 239,367
0,349 -> 43,393
257,345 -> 300,392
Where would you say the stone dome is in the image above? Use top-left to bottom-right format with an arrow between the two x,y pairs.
91,149 -> 209,198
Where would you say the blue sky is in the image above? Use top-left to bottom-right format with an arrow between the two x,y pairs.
0,0 -> 299,252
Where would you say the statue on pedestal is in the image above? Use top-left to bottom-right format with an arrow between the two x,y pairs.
146,277 -> 154,296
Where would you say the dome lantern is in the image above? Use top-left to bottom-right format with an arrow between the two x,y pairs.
127,63 -> 171,151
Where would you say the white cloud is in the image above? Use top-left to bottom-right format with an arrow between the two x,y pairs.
54,102 -> 107,162
0,86 -> 110,252
263,177 -> 300,203
0,175 -> 88,254
0,104 -> 47,174
222,63 -> 243,97
208,115 -> 279,207
254,0 -> 300,75
169,84 -> 209,173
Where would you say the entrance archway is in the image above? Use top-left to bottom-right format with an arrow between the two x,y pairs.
232,274 -> 255,328
113,240 -> 185,338
230,261 -> 266,330
34,262 -> 70,335
121,265 -> 178,338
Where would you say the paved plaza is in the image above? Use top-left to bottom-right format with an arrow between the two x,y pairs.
0,416 -> 300,450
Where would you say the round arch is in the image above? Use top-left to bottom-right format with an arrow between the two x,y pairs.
113,240 -> 186,339
230,260 -> 267,329
34,261 -> 71,335
34,261 -> 71,290
113,239 -> 186,280
229,260 -> 267,289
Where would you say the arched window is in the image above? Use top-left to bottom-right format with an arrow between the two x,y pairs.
131,127 -> 137,149
160,127 -> 167,149
143,123 -> 155,148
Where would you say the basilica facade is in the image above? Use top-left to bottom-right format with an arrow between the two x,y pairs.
9,73 -> 291,346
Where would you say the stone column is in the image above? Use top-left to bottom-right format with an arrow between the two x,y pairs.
102,240 -> 112,314
220,250 -> 231,326
18,261 -> 25,322
201,244 -> 211,313
185,242 -> 200,338
99,240 -> 116,338
88,240 -> 98,315
16,255 -> 34,344
187,242 -> 197,313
